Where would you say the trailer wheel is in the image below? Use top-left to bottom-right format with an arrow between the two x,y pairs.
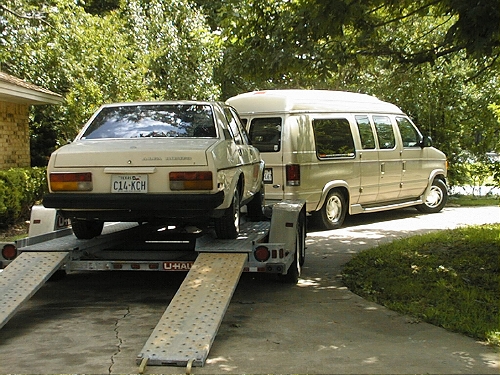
279,212 -> 305,284
71,219 -> 104,239
314,189 -> 347,230
215,189 -> 240,239
298,211 -> 306,266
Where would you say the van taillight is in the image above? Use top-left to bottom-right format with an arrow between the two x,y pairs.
286,164 -> 300,186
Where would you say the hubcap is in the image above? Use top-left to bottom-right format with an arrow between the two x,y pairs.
426,186 -> 443,208
326,196 -> 342,223
233,193 -> 240,232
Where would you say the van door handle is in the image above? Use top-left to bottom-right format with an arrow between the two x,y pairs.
380,163 -> 385,174
402,161 -> 407,172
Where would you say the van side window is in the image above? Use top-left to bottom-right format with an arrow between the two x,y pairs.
373,115 -> 395,149
355,115 -> 376,149
396,117 -> 422,147
313,118 -> 355,159
248,117 -> 282,152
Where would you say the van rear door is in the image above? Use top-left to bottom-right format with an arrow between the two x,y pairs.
246,117 -> 285,202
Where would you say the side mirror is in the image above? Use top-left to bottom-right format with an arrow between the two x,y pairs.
420,135 -> 433,148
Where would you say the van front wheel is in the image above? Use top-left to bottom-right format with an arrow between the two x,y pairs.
314,189 -> 347,230
416,179 -> 448,213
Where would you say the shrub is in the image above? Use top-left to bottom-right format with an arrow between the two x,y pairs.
0,167 -> 48,227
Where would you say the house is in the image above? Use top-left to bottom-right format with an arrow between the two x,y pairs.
0,72 -> 63,169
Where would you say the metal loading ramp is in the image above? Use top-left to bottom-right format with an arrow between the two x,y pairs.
0,251 -> 69,329
137,252 -> 247,370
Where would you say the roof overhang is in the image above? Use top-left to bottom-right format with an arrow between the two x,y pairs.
0,72 -> 64,105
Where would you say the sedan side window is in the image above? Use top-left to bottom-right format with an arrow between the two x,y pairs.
229,107 -> 251,145
224,107 -> 243,145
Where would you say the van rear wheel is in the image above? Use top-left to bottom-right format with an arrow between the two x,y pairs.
314,189 -> 347,230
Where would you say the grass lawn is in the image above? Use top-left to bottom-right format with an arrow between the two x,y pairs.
342,224 -> 500,346
448,195 -> 499,207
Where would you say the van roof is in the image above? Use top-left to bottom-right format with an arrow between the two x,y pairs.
226,90 -> 404,115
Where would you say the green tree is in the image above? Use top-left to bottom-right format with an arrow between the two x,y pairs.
1,0 -> 221,163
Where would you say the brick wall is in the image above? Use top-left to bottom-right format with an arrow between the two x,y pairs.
0,101 -> 30,168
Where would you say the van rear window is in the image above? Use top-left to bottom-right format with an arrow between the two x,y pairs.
313,118 -> 355,159
248,117 -> 282,152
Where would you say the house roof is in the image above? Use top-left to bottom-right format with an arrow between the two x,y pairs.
0,71 -> 64,105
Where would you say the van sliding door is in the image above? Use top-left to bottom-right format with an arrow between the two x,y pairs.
396,117 -> 428,199
373,115 -> 402,202
355,115 -> 379,204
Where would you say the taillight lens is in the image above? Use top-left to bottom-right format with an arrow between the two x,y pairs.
169,171 -> 213,190
49,172 -> 93,191
254,246 -> 270,262
286,164 -> 300,186
2,244 -> 17,260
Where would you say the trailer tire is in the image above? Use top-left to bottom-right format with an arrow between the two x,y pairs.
298,211 -> 306,266
49,269 -> 67,281
279,212 -> 305,284
214,189 -> 240,239
71,219 -> 104,239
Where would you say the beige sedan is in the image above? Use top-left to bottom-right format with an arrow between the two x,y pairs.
43,101 -> 265,239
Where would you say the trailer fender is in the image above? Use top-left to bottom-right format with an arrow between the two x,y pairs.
268,200 -> 306,265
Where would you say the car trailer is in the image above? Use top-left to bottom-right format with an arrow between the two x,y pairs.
0,200 -> 305,373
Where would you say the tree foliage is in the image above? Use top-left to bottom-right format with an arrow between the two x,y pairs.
1,0 -> 499,187
1,0 -> 221,163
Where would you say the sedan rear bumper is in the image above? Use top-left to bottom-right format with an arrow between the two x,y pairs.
43,192 -> 225,222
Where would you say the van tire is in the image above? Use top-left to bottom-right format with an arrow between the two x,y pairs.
314,189 -> 347,230
214,188 -> 240,239
416,179 -> 448,213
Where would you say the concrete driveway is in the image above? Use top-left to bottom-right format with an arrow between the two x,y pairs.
0,206 -> 499,374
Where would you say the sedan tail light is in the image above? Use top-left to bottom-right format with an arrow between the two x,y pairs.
169,171 -> 213,190
49,172 -> 93,191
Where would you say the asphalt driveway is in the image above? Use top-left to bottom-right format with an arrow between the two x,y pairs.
0,206 -> 499,374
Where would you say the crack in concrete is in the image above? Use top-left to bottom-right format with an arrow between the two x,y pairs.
109,307 -> 131,374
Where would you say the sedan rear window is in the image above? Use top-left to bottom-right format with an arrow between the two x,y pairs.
81,104 -> 216,139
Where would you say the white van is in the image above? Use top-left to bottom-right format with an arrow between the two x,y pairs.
227,90 -> 448,229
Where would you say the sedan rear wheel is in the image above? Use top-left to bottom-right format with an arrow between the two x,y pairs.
246,181 -> 265,221
214,189 -> 240,239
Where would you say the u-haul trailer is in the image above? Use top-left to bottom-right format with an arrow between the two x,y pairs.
0,200 -> 306,372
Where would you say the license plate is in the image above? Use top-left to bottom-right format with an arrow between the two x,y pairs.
111,175 -> 148,193
263,168 -> 273,184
